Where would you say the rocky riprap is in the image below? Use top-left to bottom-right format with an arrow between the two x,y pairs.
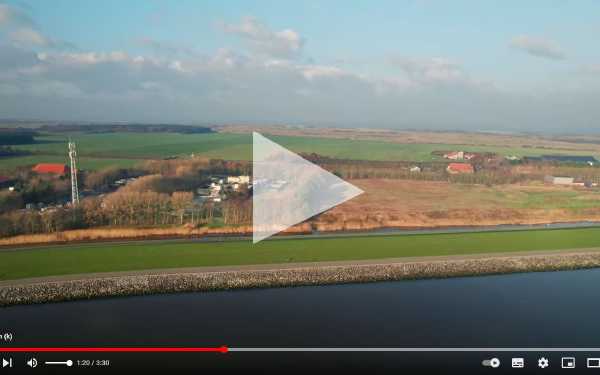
2,252 -> 600,306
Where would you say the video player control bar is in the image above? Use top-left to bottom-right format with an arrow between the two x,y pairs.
228,347 -> 600,352
4,347 -> 600,353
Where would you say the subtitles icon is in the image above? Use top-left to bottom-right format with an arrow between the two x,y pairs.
512,358 -> 525,368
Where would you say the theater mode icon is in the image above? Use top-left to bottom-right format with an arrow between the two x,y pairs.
587,358 -> 600,368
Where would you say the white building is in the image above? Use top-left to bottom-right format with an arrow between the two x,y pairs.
444,151 -> 476,161
545,176 -> 575,185
227,175 -> 250,184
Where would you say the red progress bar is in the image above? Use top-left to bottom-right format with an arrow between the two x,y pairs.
0,346 -> 228,353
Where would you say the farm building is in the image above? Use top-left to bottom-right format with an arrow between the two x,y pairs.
444,151 -> 476,161
227,175 -> 250,184
447,163 -> 474,174
544,176 -> 575,185
32,163 -> 68,175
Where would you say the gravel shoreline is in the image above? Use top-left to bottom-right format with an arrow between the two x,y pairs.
2,252 -> 600,307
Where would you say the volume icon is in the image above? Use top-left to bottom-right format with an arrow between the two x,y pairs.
27,358 -> 38,368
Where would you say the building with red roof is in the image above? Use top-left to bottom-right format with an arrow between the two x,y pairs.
32,163 -> 69,175
446,163 -> 474,174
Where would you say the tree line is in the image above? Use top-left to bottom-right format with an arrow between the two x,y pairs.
0,188 -> 252,238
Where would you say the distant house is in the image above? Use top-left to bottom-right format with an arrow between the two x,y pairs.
32,163 -> 68,175
447,163 -> 474,174
227,175 -> 250,184
444,151 -> 476,161
545,175 -> 575,185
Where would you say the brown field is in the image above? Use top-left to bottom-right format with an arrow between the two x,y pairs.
4,178 -> 600,247
316,179 -> 600,231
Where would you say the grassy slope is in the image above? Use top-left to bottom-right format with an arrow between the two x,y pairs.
2,228 -> 600,281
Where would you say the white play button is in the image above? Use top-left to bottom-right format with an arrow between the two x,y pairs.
252,132 -> 363,243
2,358 -> 12,368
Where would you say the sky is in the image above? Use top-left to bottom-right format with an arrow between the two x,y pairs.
1,0 -> 600,133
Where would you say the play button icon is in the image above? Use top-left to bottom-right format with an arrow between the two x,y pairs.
2,358 -> 12,368
252,132 -> 363,243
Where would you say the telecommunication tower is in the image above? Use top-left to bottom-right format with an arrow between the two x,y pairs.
68,140 -> 79,205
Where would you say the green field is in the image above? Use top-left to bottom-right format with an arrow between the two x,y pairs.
12,133 -> 250,160
3,131 -> 599,172
516,190 -> 600,210
0,154 -> 142,172
2,228 -> 600,281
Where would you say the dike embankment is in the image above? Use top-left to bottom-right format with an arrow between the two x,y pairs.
2,251 -> 600,306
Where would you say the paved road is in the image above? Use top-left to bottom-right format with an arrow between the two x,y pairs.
2,247 -> 600,287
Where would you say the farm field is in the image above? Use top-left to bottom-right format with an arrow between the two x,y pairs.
318,179 -> 600,231
3,131 -> 600,172
12,133 -> 250,160
0,154 -> 141,172
2,227 -> 600,281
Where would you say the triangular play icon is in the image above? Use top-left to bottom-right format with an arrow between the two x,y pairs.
252,132 -> 363,243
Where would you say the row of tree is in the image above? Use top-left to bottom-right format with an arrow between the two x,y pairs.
0,189 -> 252,238
327,162 -> 531,185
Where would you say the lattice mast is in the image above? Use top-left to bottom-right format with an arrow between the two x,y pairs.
68,140 -> 79,205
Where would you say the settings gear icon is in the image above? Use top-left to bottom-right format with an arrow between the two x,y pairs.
538,357 -> 549,369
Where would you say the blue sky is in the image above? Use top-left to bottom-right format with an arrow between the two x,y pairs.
1,0 -> 600,132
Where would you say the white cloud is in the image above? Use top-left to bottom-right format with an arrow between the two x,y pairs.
0,3 -> 74,50
9,27 -> 48,45
137,37 -> 196,58
0,4 -> 11,24
510,35 -> 565,60
48,51 -> 133,65
301,65 -> 346,80
221,16 -> 304,59
580,64 -> 600,74
209,48 -> 248,68
389,56 -> 467,84
0,3 -> 33,27
0,30 -> 598,132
